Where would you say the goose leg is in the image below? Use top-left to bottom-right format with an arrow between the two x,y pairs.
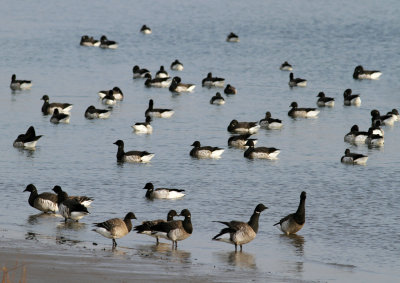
234,244 -> 237,252
112,239 -> 117,248
156,237 -> 159,245
240,245 -> 243,252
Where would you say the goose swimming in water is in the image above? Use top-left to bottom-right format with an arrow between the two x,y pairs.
190,141 -> 224,159
170,59 -> 184,71
288,73 -> 307,87
316,92 -> 335,107
13,126 -> 42,149
353,65 -> 382,80
288,102 -> 319,118
140,25 -> 152,34
50,109 -> 70,124
212,204 -> 268,252
113,140 -> 155,163
41,95 -> 73,115
100,35 -> 118,49
132,116 -> 153,134
80,35 -> 100,47
10,74 -> 32,90
343,125 -> 369,144
84,106 -> 111,119
259,112 -> 283,129
169,77 -> 196,93
155,66 -> 169,78
210,92 -> 225,105
228,134 -> 258,149
227,120 -> 260,134
143,182 -> 185,200
341,149 -> 368,165
224,84 -> 237,95
279,61 -> 293,71
144,73 -> 171,88
244,140 -> 280,159
132,65 -> 151,78
202,72 -> 225,88
226,32 -> 239,42
343,89 -> 361,106
145,99 -> 174,118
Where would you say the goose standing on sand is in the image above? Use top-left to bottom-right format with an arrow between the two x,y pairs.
52,186 -> 89,222
10,74 -> 32,90
371,109 -> 396,126
341,149 -> 368,165
288,102 -> 319,118
13,126 -> 42,149
134,210 -> 178,244
202,72 -> 225,87
212,204 -> 268,252
144,73 -> 171,88
279,61 -> 293,71
50,109 -> 70,124
132,116 -> 153,134
93,212 -> 137,248
259,112 -> 283,129
145,99 -> 174,118
100,35 -> 118,49
140,25 -> 152,34
274,191 -> 306,235
143,182 -> 185,200
84,106 -> 111,119
210,92 -> 225,105
343,89 -> 361,106
98,87 -> 123,100
226,32 -> 239,42
228,134 -> 258,148
224,84 -> 237,95
170,59 -> 184,71
23,184 -> 58,213
169,77 -> 196,93
113,140 -> 155,163
344,125 -> 369,143
155,66 -> 169,78
144,209 -> 193,249
190,141 -> 224,159
41,95 -> 73,115
316,92 -> 335,107
353,65 -> 382,80
101,90 -> 116,106
244,140 -> 280,159
288,73 -> 307,87
132,65 -> 151,78
227,120 -> 260,134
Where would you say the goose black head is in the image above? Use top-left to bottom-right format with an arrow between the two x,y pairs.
23,184 -> 37,193
254,203 -> 268,213
143,182 -> 154,191
125,212 -> 137,220
113,140 -> 124,147
191,141 -> 201,147
300,191 -> 306,200
52,185 -> 63,194
290,101 -> 298,108
179,209 -> 191,218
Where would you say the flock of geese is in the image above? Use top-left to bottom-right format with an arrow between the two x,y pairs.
11,27 -> 398,253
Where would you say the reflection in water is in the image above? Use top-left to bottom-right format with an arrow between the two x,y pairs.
56,221 -> 86,231
25,231 -> 38,241
136,243 -> 191,264
27,212 -> 58,225
215,251 -> 257,270
279,234 -> 305,273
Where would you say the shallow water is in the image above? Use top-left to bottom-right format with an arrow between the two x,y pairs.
1,0 -> 400,281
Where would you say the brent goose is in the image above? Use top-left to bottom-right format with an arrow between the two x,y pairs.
80,35 -> 100,47
155,66 -> 169,78
98,87 -> 123,100
144,73 -> 171,88
259,112 -> 283,129
52,186 -> 89,222
365,128 -> 384,147
93,212 -> 137,248
387,109 -> 399,121
244,140 -> 280,159
132,65 -> 151,78
10,74 -> 32,90
228,134 -> 258,148
226,32 -> 239,42
343,89 -> 361,106
41,95 -> 73,115
50,109 -> 70,124
84,106 -> 111,119
341,149 -> 368,165
24,184 -> 58,213
227,120 -> 260,134
279,61 -> 293,71
274,191 -> 306,235
132,116 -> 153,134
344,125 -> 368,144
169,77 -> 196,93
145,99 -> 174,118
101,90 -> 116,106
224,84 -> 237,95
288,73 -> 307,87
134,210 -> 178,244
288,102 -> 319,118
202,72 -> 225,88
170,59 -> 184,71
353,65 -> 382,80
316,92 -> 335,107
369,120 -> 384,137
143,182 -> 185,199
371,109 -> 396,126
212,204 -> 268,252
146,209 -> 193,249
140,25 -> 152,34
113,140 -> 155,163
190,141 -> 224,159
13,126 -> 42,149
100,35 -> 118,49
210,92 -> 225,105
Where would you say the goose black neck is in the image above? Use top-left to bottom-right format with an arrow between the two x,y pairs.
124,217 -> 133,232
57,191 -> 69,204
116,146 -> 125,161
294,198 -> 306,225
248,211 -> 261,233
183,216 -> 193,234
28,190 -> 38,207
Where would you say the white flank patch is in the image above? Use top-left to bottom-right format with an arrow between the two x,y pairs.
354,156 -> 368,165
94,227 -> 113,239
70,211 -> 88,221
210,149 -> 225,158
140,154 -> 155,163
98,92 -> 107,98
24,140 -> 38,149
306,110 -> 320,118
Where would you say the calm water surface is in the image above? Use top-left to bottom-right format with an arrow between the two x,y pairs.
1,0 -> 399,281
